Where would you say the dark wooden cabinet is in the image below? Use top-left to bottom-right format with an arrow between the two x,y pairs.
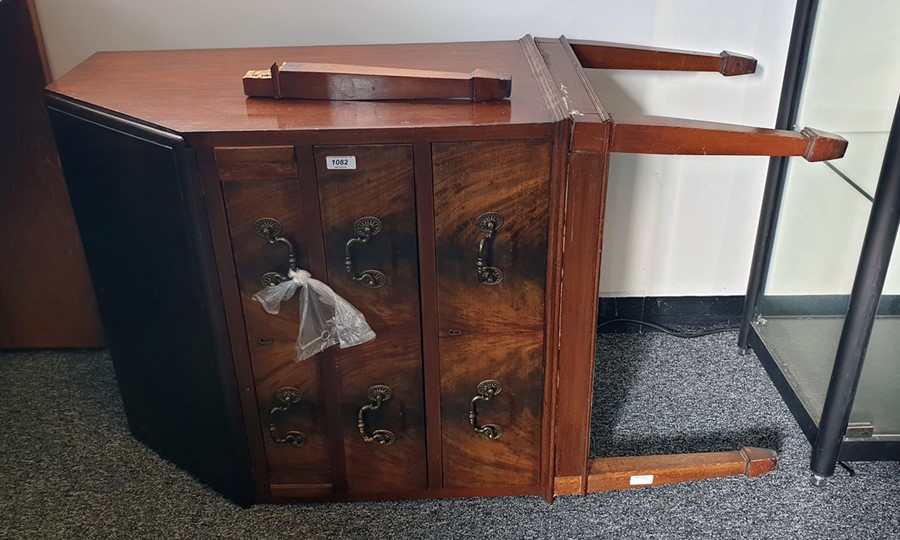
213,137 -> 552,499
48,36 -> 847,504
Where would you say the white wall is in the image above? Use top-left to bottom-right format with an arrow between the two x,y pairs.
765,0 -> 900,296
35,0 -> 797,297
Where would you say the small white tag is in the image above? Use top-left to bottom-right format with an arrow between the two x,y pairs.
629,474 -> 654,486
326,156 -> 356,170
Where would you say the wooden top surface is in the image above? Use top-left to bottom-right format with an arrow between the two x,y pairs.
46,40 -> 559,135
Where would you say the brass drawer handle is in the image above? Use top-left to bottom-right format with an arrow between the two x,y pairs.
357,385 -> 396,445
345,217 -> 386,289
469,379 -> 503,440
475,212 -> 504,285
254,217 -> 296,286
268,387 -> 308,447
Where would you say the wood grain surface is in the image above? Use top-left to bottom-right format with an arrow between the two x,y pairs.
432,140 -> 551,489
45,41 -> 553,136
215,146 -> 299,181
610,114 -> 848,162
568,39 -> 757,76
223,178 -> 334,489
315,144 -> 428,494
584,447 -> 778,493
244,62 -> 511,102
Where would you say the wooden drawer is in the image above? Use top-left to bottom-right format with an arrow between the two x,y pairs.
432,140 -> 551,489
222,144 -> 428,497
222,177 -> 334,492
219,140 -> 549,497
315,144 -> 427,494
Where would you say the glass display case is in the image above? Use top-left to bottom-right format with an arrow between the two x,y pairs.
740,0 -> 900,484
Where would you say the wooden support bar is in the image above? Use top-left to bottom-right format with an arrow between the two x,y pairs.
609,114 -> 848,162
568,39 -> 757,76
553,147 -> 608,495
578,447 -> 778,494
243,62 -> 512,102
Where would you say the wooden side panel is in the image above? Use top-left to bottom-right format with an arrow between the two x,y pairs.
50,102 -> 252,505
315,145 -> 428,494
222,179 -> 333,489
553,149 -> 608,488
433,140 -> 551,489
0,0 -> 103,348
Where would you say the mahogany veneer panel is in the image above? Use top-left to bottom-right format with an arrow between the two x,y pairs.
316,144 -> 428,494
433,140 -> 551,489
222,178 -> 333,490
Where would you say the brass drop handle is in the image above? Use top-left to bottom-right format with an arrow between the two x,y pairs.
345,217 -> 387,289
357,385 -> 396,445
475,212 -> 504,285
254,217 -> 296,286
469,379 -> 504,440
268,387 -> 308,447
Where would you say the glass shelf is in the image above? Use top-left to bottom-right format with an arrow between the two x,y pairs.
825,131 -> 891,199
752,316 -> 900,437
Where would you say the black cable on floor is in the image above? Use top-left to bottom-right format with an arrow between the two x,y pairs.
838,461 -> 856,476
597,318 -> 740,339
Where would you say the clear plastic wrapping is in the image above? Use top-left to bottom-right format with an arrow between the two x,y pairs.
252,269 -> 376,361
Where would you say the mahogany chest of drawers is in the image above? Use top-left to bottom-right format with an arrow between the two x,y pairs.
47,36 -> 844,504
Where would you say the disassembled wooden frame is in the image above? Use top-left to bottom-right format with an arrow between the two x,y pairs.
530,37 -> 841,499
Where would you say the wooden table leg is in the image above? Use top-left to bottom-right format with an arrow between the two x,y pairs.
554,447 -> 778,496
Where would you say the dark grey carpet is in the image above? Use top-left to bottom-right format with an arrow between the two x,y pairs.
591,332 -> 786,457
1,332 -> 898,539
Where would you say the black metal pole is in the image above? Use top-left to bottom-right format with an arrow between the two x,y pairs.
739,0 -> 820,349
738,158 -> 787,350
811,96 -> 900,484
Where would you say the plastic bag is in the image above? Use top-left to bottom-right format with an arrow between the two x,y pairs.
252,269 -> 376,361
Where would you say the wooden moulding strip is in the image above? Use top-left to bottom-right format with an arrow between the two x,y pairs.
295,145 -> 349,494
413,141 -> 444,490
195,148 -> 271,501
538,117 -> 573,503
553,475 -> 583,496
583,447 -> 778,494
